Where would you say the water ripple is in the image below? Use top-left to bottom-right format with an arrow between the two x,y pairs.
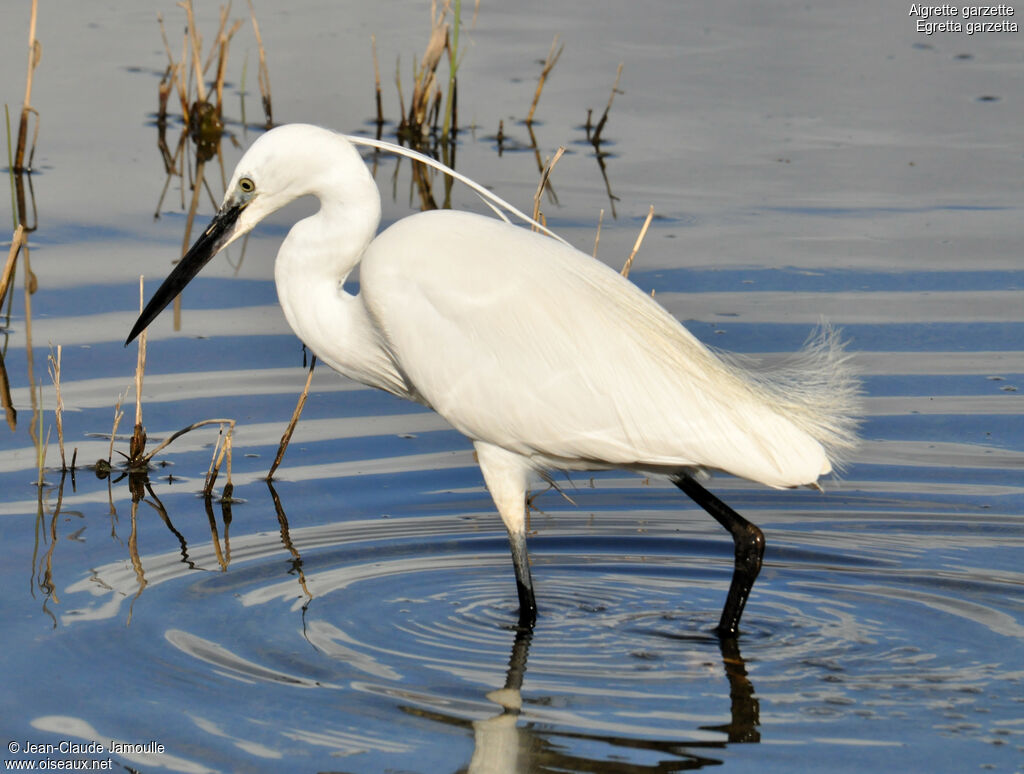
57,503 -> 1023,762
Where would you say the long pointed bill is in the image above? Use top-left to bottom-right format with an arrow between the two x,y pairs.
126,200 -> 247,345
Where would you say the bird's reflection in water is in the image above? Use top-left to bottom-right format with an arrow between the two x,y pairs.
412,626 -> 760,773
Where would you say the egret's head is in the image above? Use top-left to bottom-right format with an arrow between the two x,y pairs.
126,124 -> 366,345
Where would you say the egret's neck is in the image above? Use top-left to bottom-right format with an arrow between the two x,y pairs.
279,185 -> 379,286
274,183 -> 407,397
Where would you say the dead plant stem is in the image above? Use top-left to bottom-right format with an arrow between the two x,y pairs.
141,418 -> 235,467
247,0 -> 273,126
592,63 -> 623,147
182,0 -> 207,105
621,205 -> 655,279
1,225 -> 25,305
441,0 -> 461,140
526,35 -> 563,125
531,147 -> 566,230
267,356 -> 316,480
109,392 -> 125,467
371,35 -> 384,128
15,0 -> 40,173
131,276 -> 148,462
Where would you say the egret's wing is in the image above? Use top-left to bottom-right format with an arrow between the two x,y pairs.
361,210 -> 830,487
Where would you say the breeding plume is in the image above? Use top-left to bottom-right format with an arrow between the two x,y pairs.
128,124 -> 859,637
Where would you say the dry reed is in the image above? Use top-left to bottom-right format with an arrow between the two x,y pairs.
136,418 -> 232,468
0,225 -> 26,308
246,0 -> 273,127
621,205 -> 655,279
267,356 -> 317,480
441,0 -> 472,141
531,146 -> 566,231
592,209 -> 605,258
203,421 -> 236,499
152,0 -> 273,328
130,277 -> 147,466
0,348 -> 15,431
4,0 -> 40,312
13,0 -> 40,175
106,392 -> 126,470
526,35 -> 564,125
386,0 -> 467,147
591,63 -> 623,147
371,34 -> 384,132
406,1 -> 450,138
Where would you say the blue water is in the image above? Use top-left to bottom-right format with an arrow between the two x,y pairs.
1,1 -> 1022,772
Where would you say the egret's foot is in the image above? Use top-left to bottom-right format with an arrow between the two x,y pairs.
672,473 -> 766,638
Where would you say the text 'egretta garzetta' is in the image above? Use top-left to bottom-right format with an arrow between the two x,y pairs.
127,124 -> 859,638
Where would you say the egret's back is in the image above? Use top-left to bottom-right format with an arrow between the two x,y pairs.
361,210 -> 858,488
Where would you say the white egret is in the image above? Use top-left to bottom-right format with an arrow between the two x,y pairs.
127,124 -> 859,637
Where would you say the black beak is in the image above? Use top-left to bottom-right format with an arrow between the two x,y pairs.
126,201 -> 246,345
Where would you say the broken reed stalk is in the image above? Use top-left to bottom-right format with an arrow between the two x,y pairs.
1,346 -> 15,431
531,146 -> 566,231
212,15 -> 244,114
14,0 -> 40,174
592,208 -> 605,258
371,34 -> 384,129
621,205 -> 655,279
108,392 -> 126,468
202,420 -> 236,498
440,0 -> 460,140
205,430 -> 224,497
526,34 -> 564,125
156,15 -> 181,123
202,4 -> 232,74
181,0 -> 206,105
414,16 -> 448,128
592,62 -> 623,147
165,0 -> 232,132
157,12 -> 191,121
140,418 -> 236,467
247,0 -> 273,127
267,356 -> 317,480
0,225 -> 26,307
46,345 -> 65,470
400,0 -> 450,139
130,276 -> 147,463
395,56 -> 408,128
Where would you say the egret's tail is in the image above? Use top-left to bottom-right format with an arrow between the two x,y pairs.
720,323 -> 862,473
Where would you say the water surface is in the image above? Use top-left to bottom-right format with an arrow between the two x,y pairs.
1,1 -> 1022,772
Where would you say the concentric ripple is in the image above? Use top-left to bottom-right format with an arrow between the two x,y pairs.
57,502 -> 1024,769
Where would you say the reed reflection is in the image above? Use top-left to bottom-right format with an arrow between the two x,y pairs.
412,625 -> 761,772
65,474 -> 309,621
151,0 -> 274,329
0,350 -> 15,431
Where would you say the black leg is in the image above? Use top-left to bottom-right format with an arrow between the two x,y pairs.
508,529 -> 537,628
672,473 -> 765,638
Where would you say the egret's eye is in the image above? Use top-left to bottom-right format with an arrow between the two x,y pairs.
238,177 -> 256,194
